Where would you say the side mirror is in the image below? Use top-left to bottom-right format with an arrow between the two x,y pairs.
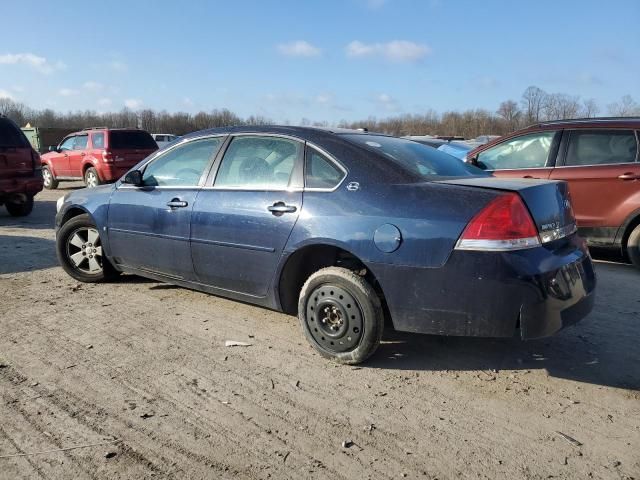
123,170 -> 143,186
48,146 -> 59,153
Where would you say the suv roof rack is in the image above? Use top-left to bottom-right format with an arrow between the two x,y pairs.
527,116 -> 640,128
81,126 -> 109,131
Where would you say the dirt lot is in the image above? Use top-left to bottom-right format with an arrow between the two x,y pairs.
0,186 -> 638,480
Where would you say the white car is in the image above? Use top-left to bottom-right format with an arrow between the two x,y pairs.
151,134 -> 179,148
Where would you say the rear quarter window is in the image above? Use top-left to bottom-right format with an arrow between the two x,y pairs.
109,130 -> 157,149
0,119 -> 29,147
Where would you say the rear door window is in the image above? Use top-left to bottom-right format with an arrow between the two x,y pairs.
477,131 -> 557,170
214,136 -> 302,189
74,134 -> 88,150
564,130 -> 638,166
110,130 -> 157,149
0,119 -> 29,147
92,132 -> 105,149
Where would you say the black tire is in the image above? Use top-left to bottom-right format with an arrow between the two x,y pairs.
84,167 -> 102,188
627,223 -> 640,270
5,195 -> 34,217
56,213 -> 120,283
42,165 -> 58,189
298,266 -> 384,364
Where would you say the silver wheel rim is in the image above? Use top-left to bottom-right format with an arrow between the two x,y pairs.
66,227 -> 103,274
86,171 -> 98,188
43,168 -> 52,187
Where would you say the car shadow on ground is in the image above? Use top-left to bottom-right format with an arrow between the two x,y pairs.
0,235 -> 58,274
0,200 -> 57,230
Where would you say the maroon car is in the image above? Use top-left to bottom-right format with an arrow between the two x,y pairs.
0,116 -> 43,216
467,117 -> 640,268
41,127 -> 158,189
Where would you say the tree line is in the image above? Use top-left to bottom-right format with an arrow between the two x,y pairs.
1,86 -> 638,138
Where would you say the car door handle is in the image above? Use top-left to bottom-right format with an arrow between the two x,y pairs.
267,202 -> 297,215
523,175 -> 539,179
618,173 -> 640,180
80,152 -> 86,156
167,199 -> 188,208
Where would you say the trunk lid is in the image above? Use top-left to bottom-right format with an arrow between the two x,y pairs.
107,130 -> 158,167
436,177 -> 576,241
0,119 -> 34,179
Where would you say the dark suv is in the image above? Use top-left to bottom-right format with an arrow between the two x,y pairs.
467,118 -> 640,268
0,116 -> 43,216
41,127 -> 157,189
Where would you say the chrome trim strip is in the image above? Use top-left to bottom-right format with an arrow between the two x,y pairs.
190,237 -> 275,252
455,236 -> 540,251
539,223 -> 577,243
109,227 -> 189,242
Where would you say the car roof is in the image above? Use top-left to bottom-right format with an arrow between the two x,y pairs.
525,117 -> 640,130
180,125 -> 389,142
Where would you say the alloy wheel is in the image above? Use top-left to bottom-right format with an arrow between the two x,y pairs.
66,227 -> 103,274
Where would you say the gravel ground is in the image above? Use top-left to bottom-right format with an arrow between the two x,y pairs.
0,186 -> 638,480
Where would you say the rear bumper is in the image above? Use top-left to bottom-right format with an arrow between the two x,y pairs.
99,164 -> 134,182
0,172 -> 44,200
371,234 -> 596,339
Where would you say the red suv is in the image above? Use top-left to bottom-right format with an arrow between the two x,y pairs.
467,117 -> 640,268
41,127 -> 158,189
0,116 -> 43,216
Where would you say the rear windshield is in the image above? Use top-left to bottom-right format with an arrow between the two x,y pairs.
341,134 -> 487,179
0,119 -> 29,148
109,130 -> 157,149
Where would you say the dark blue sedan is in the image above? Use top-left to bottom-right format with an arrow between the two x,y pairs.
55,126 -> 596,364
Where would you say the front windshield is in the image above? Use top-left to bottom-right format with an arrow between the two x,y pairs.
341,134 -> 487,179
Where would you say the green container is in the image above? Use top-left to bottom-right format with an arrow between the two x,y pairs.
21,126 -> 79,153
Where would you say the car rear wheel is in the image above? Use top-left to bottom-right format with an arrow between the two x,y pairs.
298,266 -> 384,364
56,214 -> 120,282
84,168 -> 101,188
627,224 -> 640,270
5,195 -> 34,217
42,166 -> 58,189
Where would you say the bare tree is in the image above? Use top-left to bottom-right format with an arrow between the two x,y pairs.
521,86 -> 547,123
607,95 -> 639,116
581,98 -> 600,118
497,100 -> 521,130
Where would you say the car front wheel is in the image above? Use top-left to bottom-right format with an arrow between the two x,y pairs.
627,223 -> 640,270
56,213 -> 119,282
84,167 -> 101,188
298,266 -> 384,364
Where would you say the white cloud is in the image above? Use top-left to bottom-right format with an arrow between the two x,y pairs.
124,98 -> 142,109
346,40 -> 431,62
58,88 -> 78,97
315,94 -> 333,105
183,97 -> 194,107
374,93 -> 401,112
277,40 -> 322,57
83,81 -> 104,91
0,53 -> 65,74
97,98 -> 112,107
0,89 -> 14,100
109,60 -> 127,71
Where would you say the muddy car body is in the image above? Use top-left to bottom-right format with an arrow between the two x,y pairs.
55,126 -> 596,363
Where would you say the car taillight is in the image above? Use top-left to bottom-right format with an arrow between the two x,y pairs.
456,193 -> 540,251
102,150 -> 113,163
31,149 -> 42,169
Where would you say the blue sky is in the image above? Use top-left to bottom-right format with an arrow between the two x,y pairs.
1,0 -> 638,123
